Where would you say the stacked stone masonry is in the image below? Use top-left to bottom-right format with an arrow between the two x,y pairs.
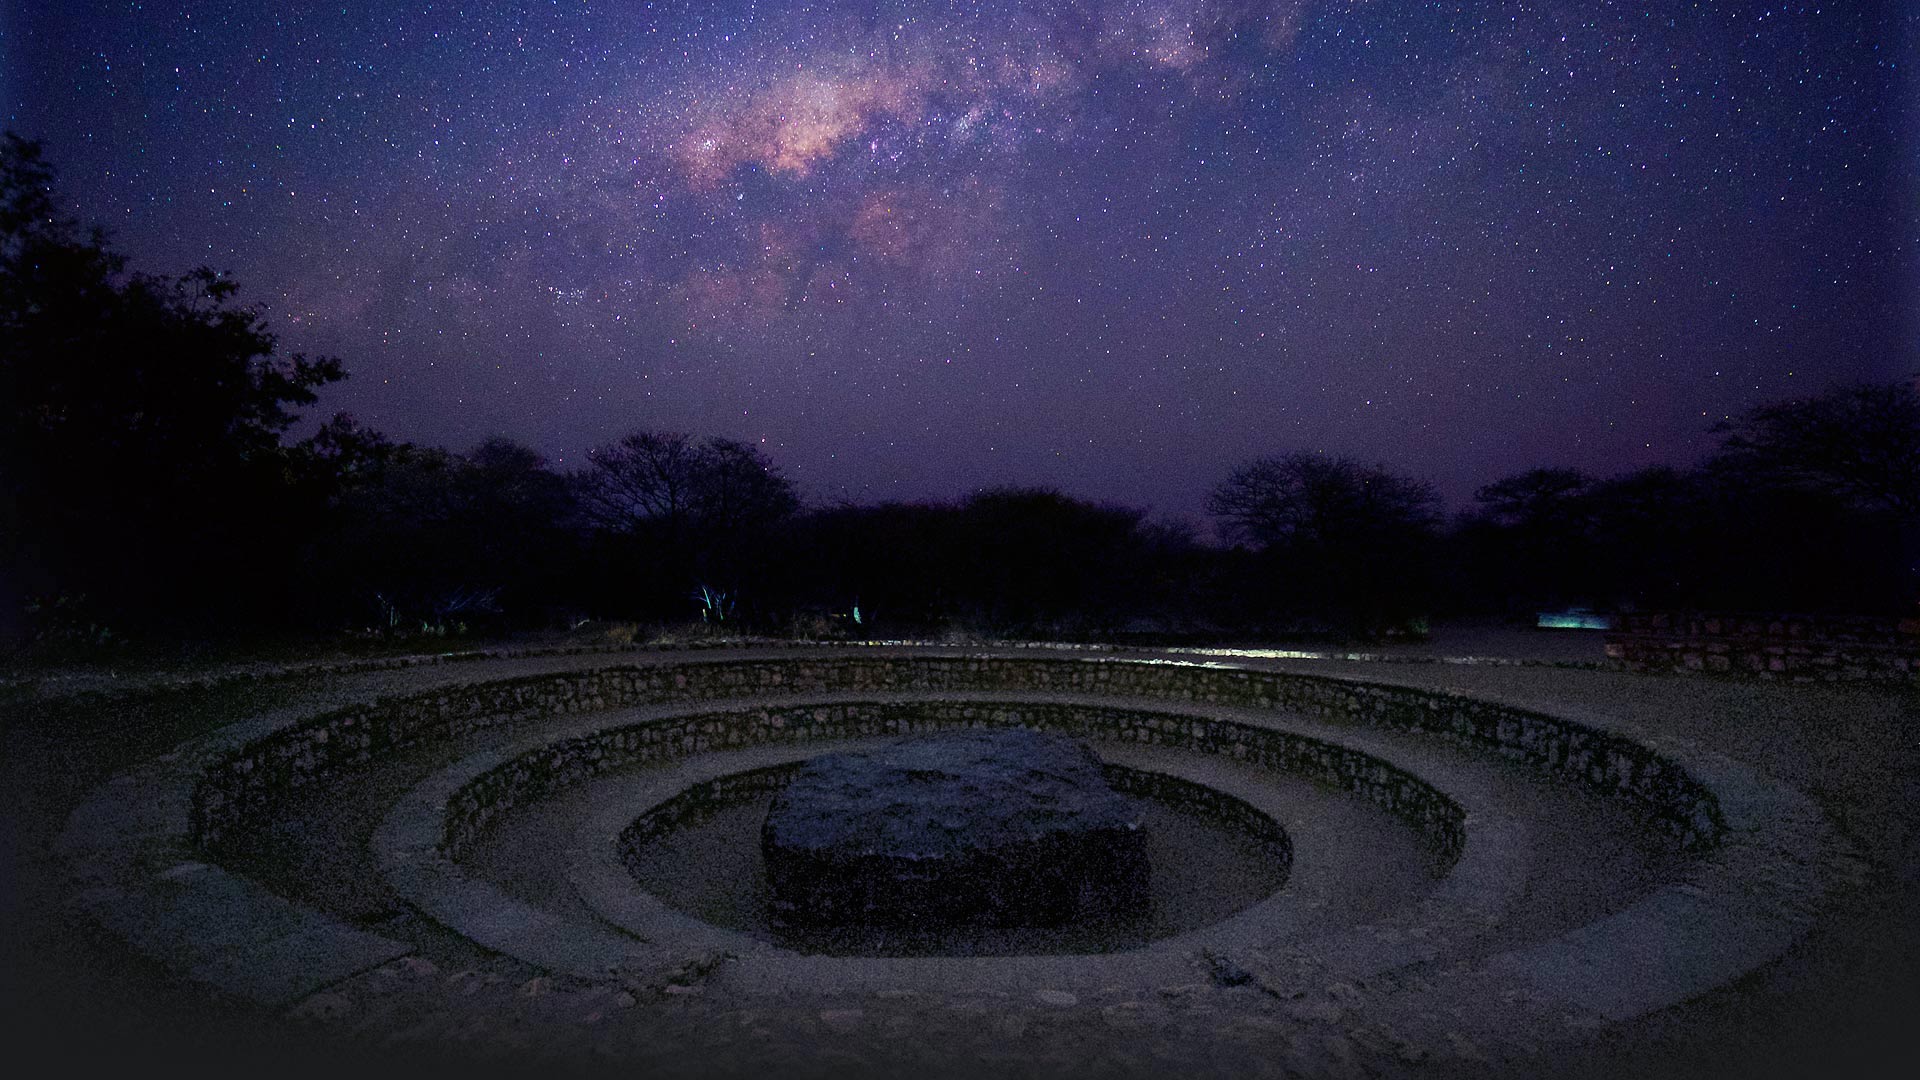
192,656 -> 1725,854
449,701 -> 1458,864
1606,611 -> 1919,680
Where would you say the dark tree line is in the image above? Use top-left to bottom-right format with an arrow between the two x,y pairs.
1450,459 -> 1911,617
4,134 -> 1913,649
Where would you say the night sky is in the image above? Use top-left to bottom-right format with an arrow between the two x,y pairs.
7,1 -> 1915,520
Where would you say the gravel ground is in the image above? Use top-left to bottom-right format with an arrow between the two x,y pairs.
3,631 -> 1914,1079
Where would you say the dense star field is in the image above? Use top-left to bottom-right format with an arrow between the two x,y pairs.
7,1 -> 1914,515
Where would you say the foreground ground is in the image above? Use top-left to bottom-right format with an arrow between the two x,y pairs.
2,626 -> 1914,1078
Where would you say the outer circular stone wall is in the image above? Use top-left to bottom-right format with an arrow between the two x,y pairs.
55,644 -> 1856,1066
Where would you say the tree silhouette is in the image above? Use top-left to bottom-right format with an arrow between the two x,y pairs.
573,431 -> 706,539
1208,453 -> 1441,636
789,501 -> 965,630
1,133 -> 344,626
301,429 -> 575,630
1464,467 -> 1598,609
572,431 -> 797,618
1711,378 -> 1920,518
1209,453 -> 1441,551
955,488 -> 1147,635
1583,466 -> 1705,609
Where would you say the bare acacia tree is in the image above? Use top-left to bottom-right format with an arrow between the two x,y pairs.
697,437 -> 802,537
1207,452 -> 1442,636
1473,467 -> 1594,530
573,431 -> 707,538
1208,453 -> 1441,551
572,431 -> 798,612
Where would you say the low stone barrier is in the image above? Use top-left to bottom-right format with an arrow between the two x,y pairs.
449,701 -> 1456,862
192,655 -> 1723,852
1606,611 -> 1920,680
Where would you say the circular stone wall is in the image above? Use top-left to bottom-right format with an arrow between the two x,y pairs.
53,647 -> 1857,1076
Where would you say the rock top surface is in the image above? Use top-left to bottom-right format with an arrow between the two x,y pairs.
762,728 -> 1149,928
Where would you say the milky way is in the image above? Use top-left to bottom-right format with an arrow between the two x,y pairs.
8,1 -> 1914,519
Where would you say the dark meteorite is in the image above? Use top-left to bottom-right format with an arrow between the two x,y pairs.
761,728 -> 1149,929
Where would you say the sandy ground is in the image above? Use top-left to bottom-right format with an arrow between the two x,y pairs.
2,626 -> 1914,1078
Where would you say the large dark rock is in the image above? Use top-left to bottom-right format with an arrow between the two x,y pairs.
762,728 -> 1149,929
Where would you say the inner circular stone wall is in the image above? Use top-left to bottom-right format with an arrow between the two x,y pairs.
434,699 -> 1468,867
616,755 -> 1295,956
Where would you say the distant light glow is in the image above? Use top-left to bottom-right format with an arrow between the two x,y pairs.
1536,611 -> 1614,631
